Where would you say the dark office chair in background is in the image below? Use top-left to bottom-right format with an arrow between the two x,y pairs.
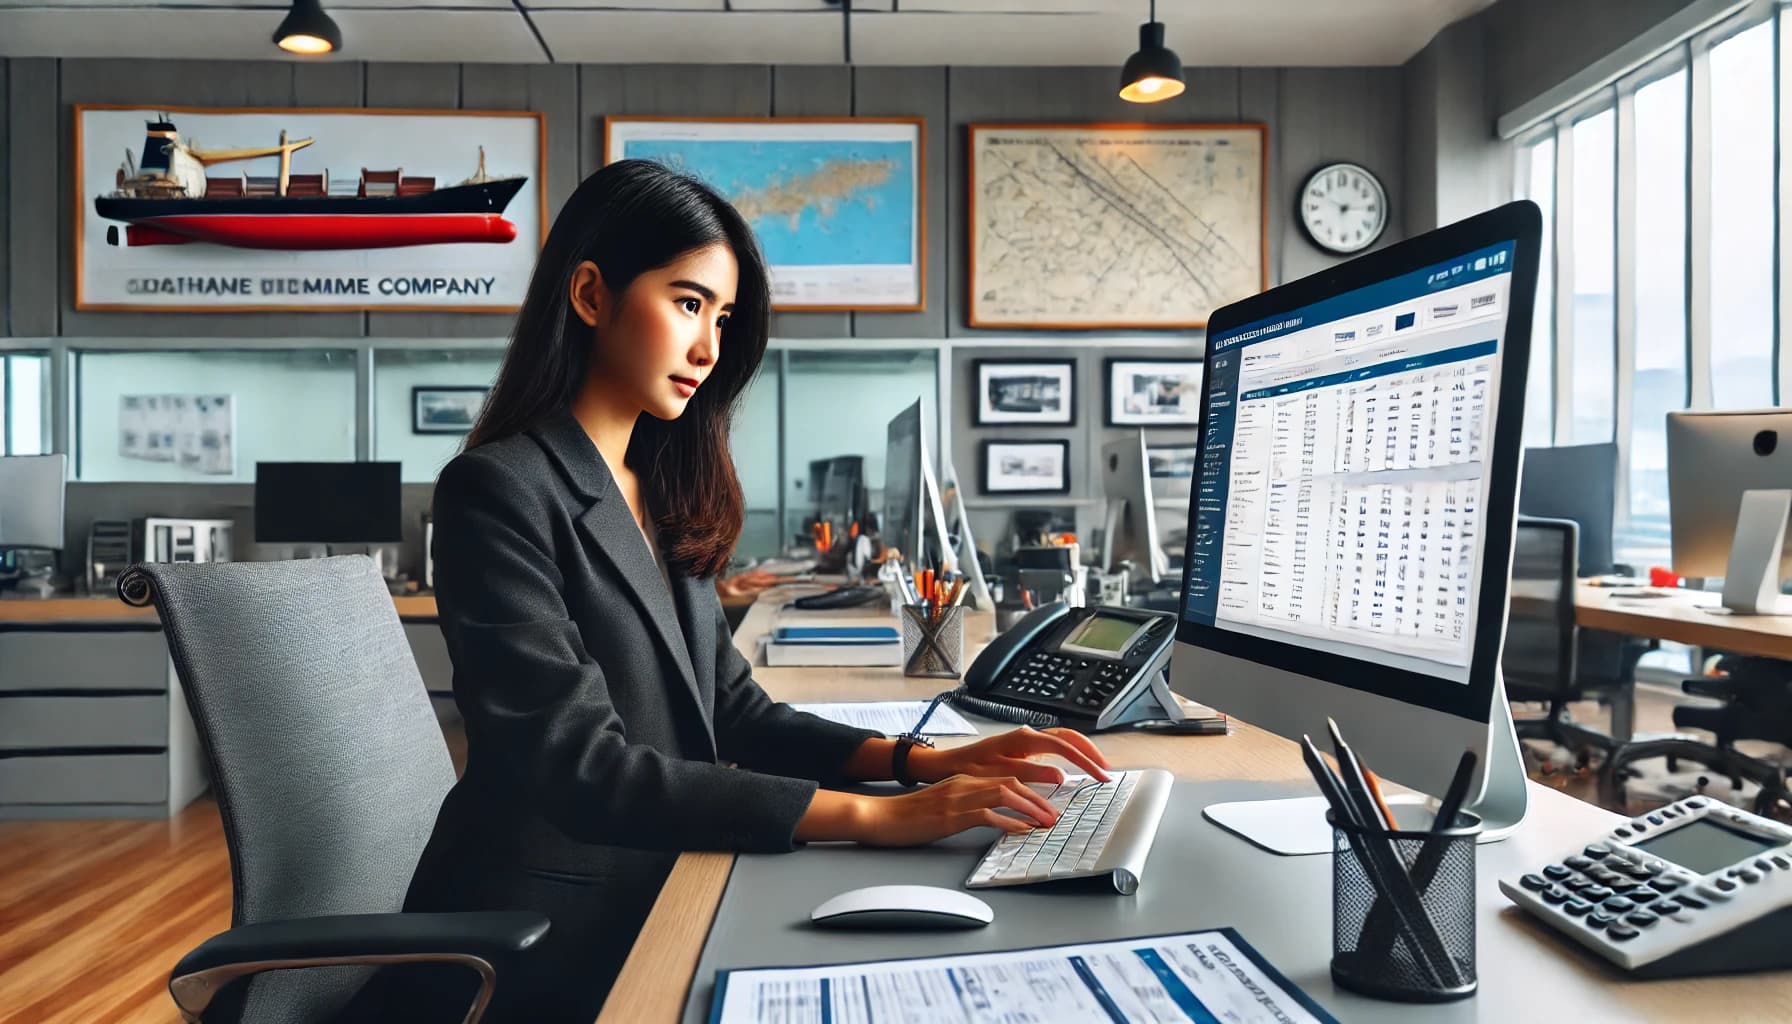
1517,443 -> 1656,746
118,557 -> 547,1024
1505,517 -> 1619,761
1606,657 -> 1792,817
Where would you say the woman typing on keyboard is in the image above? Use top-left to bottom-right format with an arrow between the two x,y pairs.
391,161 -> 1111,1023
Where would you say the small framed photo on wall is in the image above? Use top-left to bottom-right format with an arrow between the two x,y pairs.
973,359 -> 1076,426
412,386 -> 489,435
981,439 -> 1071,495
1105,359 -> 1204,427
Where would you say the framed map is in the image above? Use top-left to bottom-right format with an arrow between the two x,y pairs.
604,117 -> 924,312
968,123 -> 1267,330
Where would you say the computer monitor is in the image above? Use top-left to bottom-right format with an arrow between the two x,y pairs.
1101,430 -> 1169,586
0,454 -> 67,552
1667,409 -> 1792,610
881,400 -> 955,574
818,456 -> 865,535
254,462 -> 403,546
1519,442 -> 1617,577
1171,200 -> 1541,852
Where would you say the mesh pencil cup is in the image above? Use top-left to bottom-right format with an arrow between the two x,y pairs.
1328,807 -> 1480,1003
901,604 -> 964,679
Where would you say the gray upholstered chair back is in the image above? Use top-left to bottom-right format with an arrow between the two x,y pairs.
120,556 -> 454,1023
1504,516 -> 1579,699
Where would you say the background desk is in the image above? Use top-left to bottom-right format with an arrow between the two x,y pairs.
596,595 -> 1792,1023
0,594 -> 449,819
1572,584 -> 1792,662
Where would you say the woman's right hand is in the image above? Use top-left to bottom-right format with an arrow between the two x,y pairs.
859,775 -> 1060,847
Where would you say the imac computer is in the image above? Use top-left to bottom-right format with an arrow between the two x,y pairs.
880,399 -> 956,575
938,455 -> 994,611
1101,430 -> 1170,587
0,454 -> 68,599
1172,200 -> 1542,853
1667,409 -> 1792,615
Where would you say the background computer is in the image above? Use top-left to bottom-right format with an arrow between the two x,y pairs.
880,399 -> 956,575
1100,430 -> 1170,589
1172,200 -> 1541,853
255,461 -> 403,573
1520,441 -> 1618,577
1667,409 -> 1792,615
0,454 -> 67,599
807,455 -> 865,570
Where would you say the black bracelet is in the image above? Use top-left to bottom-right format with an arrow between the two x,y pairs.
892,733 -> 934,787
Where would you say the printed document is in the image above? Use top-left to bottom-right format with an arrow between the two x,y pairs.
791,701 -> 979,737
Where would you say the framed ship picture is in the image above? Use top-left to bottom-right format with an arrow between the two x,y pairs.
604,117 -> 924,311
74,105 -> 546,312
968,122 -> 1267,329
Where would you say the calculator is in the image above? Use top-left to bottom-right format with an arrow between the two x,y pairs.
1498,795 -> 1792,977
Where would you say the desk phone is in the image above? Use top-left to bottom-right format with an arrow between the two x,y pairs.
1499,795 -> 1792,977
961,603 -> 1178,733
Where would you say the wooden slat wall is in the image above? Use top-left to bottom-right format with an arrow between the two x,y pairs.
2,61 -> 1409,341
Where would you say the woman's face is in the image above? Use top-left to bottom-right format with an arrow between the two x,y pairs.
573,242 -> 739,422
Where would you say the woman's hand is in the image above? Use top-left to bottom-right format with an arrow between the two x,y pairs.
910,726 -> 1111,786
715,571 -> 781,602
857,774 -> 1060,846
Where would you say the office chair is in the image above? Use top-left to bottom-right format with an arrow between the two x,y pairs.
1505,517 -> 1618,763
1606,656 -> 1792,817
118,557 -> 548,1024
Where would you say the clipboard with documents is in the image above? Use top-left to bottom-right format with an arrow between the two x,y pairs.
708,927 -> 1338,1024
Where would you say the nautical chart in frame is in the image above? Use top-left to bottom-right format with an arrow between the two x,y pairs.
75,105 -> 546,312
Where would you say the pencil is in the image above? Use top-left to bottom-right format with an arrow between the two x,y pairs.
1363,769 -> 1398,831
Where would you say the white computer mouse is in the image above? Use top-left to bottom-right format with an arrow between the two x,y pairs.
809,884 -> 994,930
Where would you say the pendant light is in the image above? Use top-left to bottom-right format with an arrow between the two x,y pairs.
274,0 -> 342,55
1118,0 -> 1185,103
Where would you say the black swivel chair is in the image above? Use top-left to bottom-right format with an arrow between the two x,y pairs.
1506,517 -> 1624,761
1606,657 -> 1792,817
118,557 -> 548,1023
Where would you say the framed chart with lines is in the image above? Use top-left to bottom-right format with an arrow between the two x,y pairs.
967,122 -> 1267,330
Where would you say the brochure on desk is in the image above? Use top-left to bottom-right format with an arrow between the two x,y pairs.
709,926 -> 1338,1024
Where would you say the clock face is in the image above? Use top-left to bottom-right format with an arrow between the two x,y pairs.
1300,163 -> 1388,255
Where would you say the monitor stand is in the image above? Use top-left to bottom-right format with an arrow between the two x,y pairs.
1203,682 -> 1530,856
1710,488 -> 1791,617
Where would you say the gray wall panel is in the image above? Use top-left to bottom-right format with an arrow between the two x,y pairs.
528,64 -> 580,225
1485,0 -> 1694,120
1277,68 -> 1405,283
850,66 -> 948,341
9,59 -> 59,337
292,62 -> 363,107
769,65 -> 852,340
1237,68 -> 1283,286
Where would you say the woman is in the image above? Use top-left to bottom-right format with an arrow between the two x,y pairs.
404,160 -> 1111,1021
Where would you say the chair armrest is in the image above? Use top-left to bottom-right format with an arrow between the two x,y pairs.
169,911 -> 548,1023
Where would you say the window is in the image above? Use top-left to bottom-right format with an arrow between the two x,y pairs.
1522,138 -> 1556,446
1569,108 -> 1615,444
2,353 -> 51,456
75,349 -> 357,481
372,348 -> 503,483
1625,70 -> 1689,566
1708,20 -> 1775,410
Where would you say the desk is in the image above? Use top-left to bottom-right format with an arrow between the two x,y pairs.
0,593 -> 441,625
1573,584 -> 1792,661
597,595 -> 1792,1023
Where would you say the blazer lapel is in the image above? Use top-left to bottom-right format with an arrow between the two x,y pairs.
530,412 -> 716,757
671,574 -> 718,725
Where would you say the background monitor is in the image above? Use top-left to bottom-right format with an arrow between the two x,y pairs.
255,462 -> 402,545
817,456 -> 865,536
1171,200 -> 1542,851
881,401 -> 925,567
1667,409 -> 1792,582
1519,442 -> 1617,577
0,454 -> 67,551
1100,430 -> 1168,586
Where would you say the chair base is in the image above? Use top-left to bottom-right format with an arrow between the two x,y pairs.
1605,732 -> 1790,816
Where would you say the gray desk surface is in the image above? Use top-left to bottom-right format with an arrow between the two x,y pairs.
683,773 -> 1791,1023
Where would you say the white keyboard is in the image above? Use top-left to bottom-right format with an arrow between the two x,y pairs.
966,768 -> 1173,895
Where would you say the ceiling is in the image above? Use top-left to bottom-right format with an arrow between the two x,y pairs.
0,1 -> 1497,66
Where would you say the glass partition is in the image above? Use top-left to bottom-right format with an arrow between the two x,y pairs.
2,352 -> 51,456
373,348 -> 505,483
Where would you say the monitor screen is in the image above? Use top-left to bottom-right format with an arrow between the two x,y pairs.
1183,241 -> 1518,686
882,403 -> 924,566
818,457 -> 863,531
0,455 -> 67,551
255,462 -> 402,544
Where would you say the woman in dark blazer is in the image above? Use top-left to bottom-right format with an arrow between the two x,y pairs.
400,161 -> 1112,1022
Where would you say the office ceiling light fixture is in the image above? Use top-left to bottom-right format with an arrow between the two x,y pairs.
1118,0 -> 1185,103
274,0 -> 342,56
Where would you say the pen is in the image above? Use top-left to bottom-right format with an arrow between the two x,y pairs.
1358,750 -> 1478,961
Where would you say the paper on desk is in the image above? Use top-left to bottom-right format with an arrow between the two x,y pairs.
791,700 -> 979,737
710,927 -> 1337,1024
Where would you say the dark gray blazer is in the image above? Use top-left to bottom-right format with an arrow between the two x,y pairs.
400,409 -> 880,1021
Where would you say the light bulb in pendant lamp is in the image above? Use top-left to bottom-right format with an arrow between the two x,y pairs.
1119,10 -> 1185,104
275,0 -> 342,56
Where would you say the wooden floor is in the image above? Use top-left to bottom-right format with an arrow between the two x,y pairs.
1,696 -> 1784,1023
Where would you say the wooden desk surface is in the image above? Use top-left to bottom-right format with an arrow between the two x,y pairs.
597,595 -> 1792,1023
0,593 -> 440,625
1571,583 -> 1792,660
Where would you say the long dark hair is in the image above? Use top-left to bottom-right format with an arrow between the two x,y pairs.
466,159 -> 770,578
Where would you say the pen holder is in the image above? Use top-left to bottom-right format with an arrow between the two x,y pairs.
901,604 -> 964,679
1329,807 -> 1480,1003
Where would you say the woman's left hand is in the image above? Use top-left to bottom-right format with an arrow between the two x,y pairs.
911,726 -> 1112,786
